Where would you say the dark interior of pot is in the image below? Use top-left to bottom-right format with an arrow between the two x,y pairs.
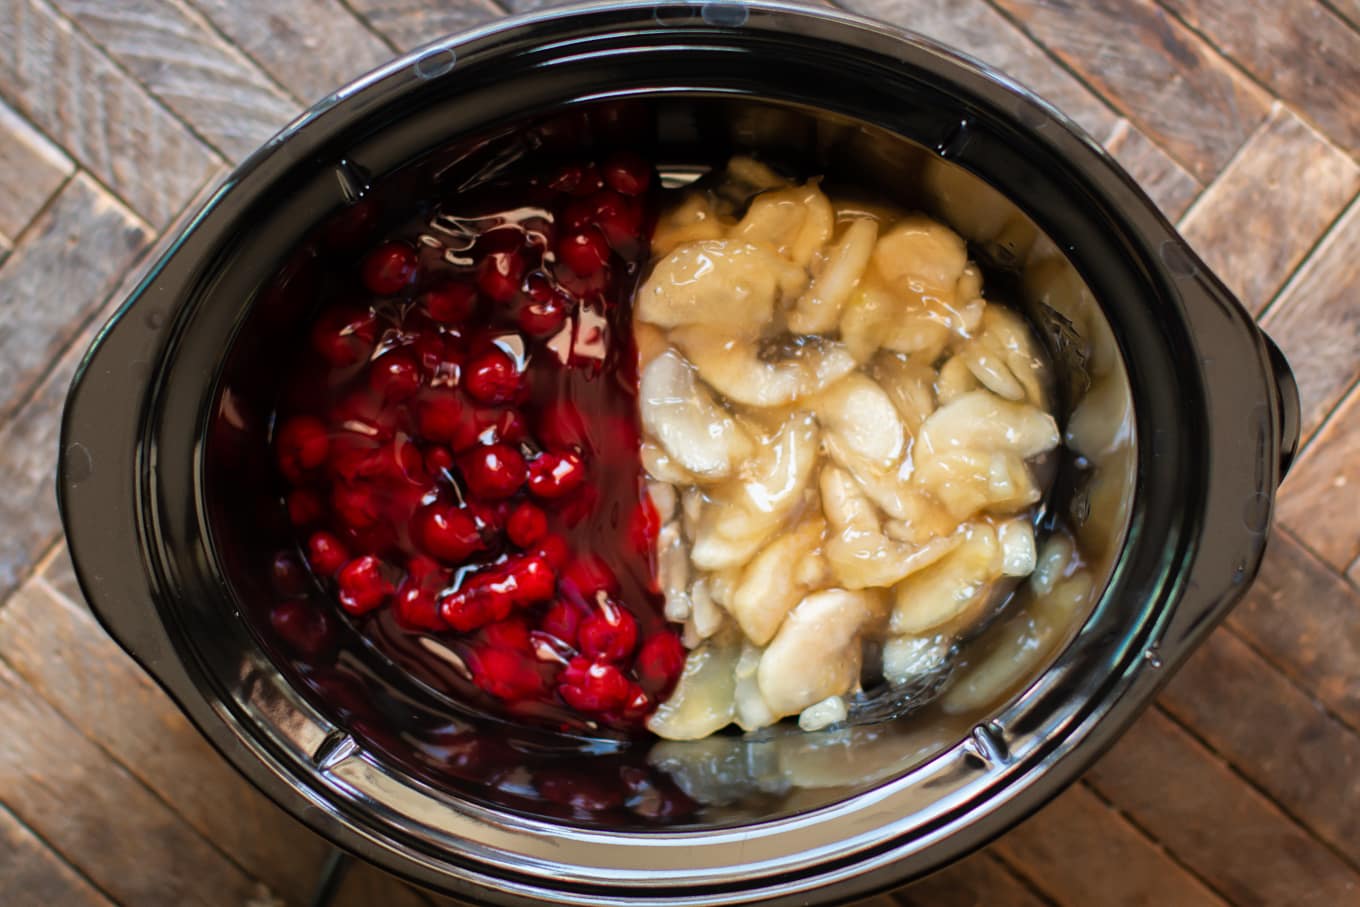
204,96 -> 1136,831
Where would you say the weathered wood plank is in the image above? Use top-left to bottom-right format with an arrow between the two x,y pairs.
38,541 -> 85,611
1225,529 -> 1360,736
186,0 -> 394,104
51,0 -> 301,160
346,0 -> 502,52
1105,117 -> 1201,221
0,578 -> 333,905
0,172 -> 150,423
1277,382 -> 1360,574
1179,104 -> 1359,313
1260,199 -> 1360,439
1086,708 -> 1360,905
894,850 -> 1051,906
989,0 -> 1270,182
0,806 -> 115,907
0,659 -> 267,906
0,0 -> 221,228
1160,0 -> 1360,158
1158,629 -> 1360,869
0,100 -> 72,242
991,782 -> 1227,906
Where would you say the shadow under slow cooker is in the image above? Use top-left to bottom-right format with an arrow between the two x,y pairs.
204,96 -> 1136,833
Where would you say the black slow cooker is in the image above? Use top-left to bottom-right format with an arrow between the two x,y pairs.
58,3 -> 1299,904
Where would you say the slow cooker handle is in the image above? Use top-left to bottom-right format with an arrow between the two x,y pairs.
1263,333 -> 1300,480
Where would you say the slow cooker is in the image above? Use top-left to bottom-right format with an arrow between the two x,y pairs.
58,3 -> 1300,904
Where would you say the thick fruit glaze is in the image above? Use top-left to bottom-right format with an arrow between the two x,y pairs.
271,145 -> 684,733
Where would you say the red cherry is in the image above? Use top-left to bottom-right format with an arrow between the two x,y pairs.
310,305 -> 377,367
269,600 -> 335,657
532,534 -> 571,570
322,198 -> 379,252
577,600 -> 639,662
271,551 -> 310,597
424,445 -> 455,478
536,399 -> 588,451
306,530 -> 349,575
505,554 -> 557,605
557,228 -> 610,276
413,502 -> 486,563
459,443 -> 527,499
331,482 -> 381,530
482,616 -> 532,652
440,585 -> 513,633
527,451 -> 586,499
602,151 -> 652,196
556,484 -> 599,529
361,240 -> 418,295
471,647 -> 544,701
394,580 -> 445,632
326,433 -> 382,482
424,281 -> 478,323
541,600 -> 584,648
416,391 -> 464,443
635,632 -> 686,697
336,555 -> 393,615
559,553 -> 619,607
518,276 -> 570,337
478,247 -> 524,303
558,656 -> 631,712
369,351 -> 421,401
465,348 -> 523,404
287,487 -> 324,526
506,502 -> 548,548
629,494 -> 661,556
276,415 -> 329,481
547,162 -> 603,196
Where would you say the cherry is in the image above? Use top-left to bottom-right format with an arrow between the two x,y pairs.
557,483 -> 600,529
275,415 -> 329,482
527,450 -> 586,499
369,351 -> 421,401
287,487 -> 324,526
482,616 -> 532,652
471,647 -> 544,701
415,391 -> 463,443
459,443 -> 527,499
269,600 -> 335,657
547,162 -> 603,197
465,348 -> 522,404
310,305 -> 377,367
322,198 -> 378,252
423,281 -> 478,323
336,555 -> 393,615
559,553 -> 619,607
577,600 -> 639,662
558,657 -> 631,712
413,502 -> 486,563
306,530 -> 349,575
518,275 -> 570,337
532,534 -> 571,570
634,632 -> 686,697
478,247 -> 524,303
440,586 -> 513,633
557,228 -> 610,276
541,600 -> 584,648
361,240 -> 418,295
536,399 -> 589,451
506,502 -> 548,548
629,494 -> 661,556
394,580 -> 445,632
424,445 -> 455,478
331,482 -> 381,530
602,151 -> 652,196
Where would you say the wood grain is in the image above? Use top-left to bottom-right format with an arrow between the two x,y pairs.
0,173 -> 150,423
1158,630 -> 1360,868
1327,0 -> 1360,30
1260,199 -> 1360,439
182,0 -> 393,105
0,660 -> 267,906
989,0 -> 1270,182
38,541 -> 85,610
1086,709 -> 1360,905
0,100 -> 72,242
0,805 -> 115,907
1179,104 -> 1359,313
0,0 -> 222,227
991,783 -> 1227,905
345,0 -> 503,52
1105,117 -> 1202,221
0,578 -> 332,906
894,850 -> 1051,906
1159,0 -> 1360,157
51,0 -> 300,160
1276,383 -> 1360,573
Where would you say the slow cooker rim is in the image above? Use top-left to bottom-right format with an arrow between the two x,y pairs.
58,3 -> 1294,904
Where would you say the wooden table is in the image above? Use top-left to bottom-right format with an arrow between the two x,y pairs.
1,1 -> 1357,904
